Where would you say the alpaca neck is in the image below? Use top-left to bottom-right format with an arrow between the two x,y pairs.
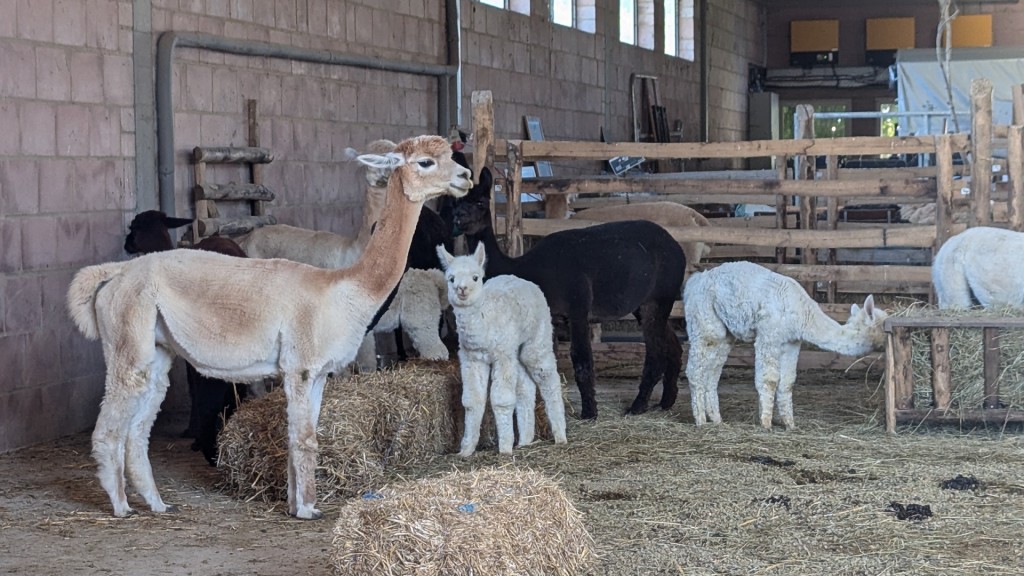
355,184 -> 388,246
801,310 -> 873,357
348,173 -> 421,303
467,214 -> 515,279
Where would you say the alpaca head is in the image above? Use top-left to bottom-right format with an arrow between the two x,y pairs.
356,135 -> 472,203
437,243 -> 487,307
847,294 -> 889,350
451,166 -> 494,236
345,139 -> 397,188
124,210 -> 193,255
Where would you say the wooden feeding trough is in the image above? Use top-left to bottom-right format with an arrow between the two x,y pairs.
884,316 -> 1024,432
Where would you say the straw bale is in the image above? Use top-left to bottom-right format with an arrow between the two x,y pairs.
217,360 -> 574,502
894,303 -> 1024,415
329,467 -> 595,576
217,360 -> 461,503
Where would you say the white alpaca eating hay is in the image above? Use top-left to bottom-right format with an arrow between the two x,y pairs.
683,261 -> 888,430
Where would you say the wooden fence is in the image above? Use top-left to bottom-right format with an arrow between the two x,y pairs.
466,81 -> 1024,372
471,81 -> 1024,305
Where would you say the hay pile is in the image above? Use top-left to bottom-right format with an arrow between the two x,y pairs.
398,376 -> 1024,575
217,360 -> 461,502
218,360 -> 574,502
893,303 -> 1024,414
329,467 -> 595,575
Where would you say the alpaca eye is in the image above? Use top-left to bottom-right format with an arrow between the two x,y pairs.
448,277 -> 454,283
472,275 -> 479,282
417,159 -> 435,168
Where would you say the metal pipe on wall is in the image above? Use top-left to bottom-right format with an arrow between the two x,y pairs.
445,0 -> 463,130
154,31 -> 458,217
699,0 -> 709,143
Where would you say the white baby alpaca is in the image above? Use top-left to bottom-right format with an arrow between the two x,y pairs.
684,261 -> 888,430
438,244 -> 567,456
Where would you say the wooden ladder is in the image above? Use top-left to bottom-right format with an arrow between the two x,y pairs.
189,99 -> 277,244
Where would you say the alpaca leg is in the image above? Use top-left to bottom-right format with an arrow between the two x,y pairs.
933,250 -> 974,308
568,316 -> 599,419
522,348 -> 568,445
353,334 -> 377,373
393,327 -> 409,362
659,318 -> 683,411
183,362 -> 201,438
92,367 -> 148,517
685,338 -> 730,426
490,357 -> 518,454
514,364 -> 537,448
125,347 -> 175,513
627,300 -> 674,415
775,343 -> 801,430
283,371 -> 323,520
458,358 -> 490,457
754,340 -> 783,430
402,309 -> 449,361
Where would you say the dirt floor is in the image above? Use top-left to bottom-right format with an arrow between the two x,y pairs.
3,364 -> 1024,575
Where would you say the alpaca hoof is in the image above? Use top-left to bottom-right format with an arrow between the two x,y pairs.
162,504 -> 180,514
624,403 -> 648,416
458,449 -> 475,458
294,507 -> 323,520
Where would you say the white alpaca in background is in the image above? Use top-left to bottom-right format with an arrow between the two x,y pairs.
683,261 -> 888,430
933,226 -> 1024,309
437,244 -> 567,456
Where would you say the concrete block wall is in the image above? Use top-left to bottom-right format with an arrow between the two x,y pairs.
1,0 -> 766,451
460,0 -> 764,172
0,0 -> 136,451
153,0 -> 445,236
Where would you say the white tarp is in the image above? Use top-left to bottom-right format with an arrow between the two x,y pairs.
896,47 -> 1024,136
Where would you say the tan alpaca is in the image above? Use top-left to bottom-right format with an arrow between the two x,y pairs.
66,135 -> 471,520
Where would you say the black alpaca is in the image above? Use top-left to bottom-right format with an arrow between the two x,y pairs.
451,169 -> 687,418
123,211 -> 248,466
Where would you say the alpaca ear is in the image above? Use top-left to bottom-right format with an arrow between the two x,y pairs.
473,242 -> 487,269
863,295 -> 876,318
436,244 -> 454,269
477,166 -> 493,193
357,152 -> 405,170
850,303 -> 861,317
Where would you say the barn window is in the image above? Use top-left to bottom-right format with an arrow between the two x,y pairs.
781,101 -> 851,139
620,1 -> 661,50
664,1 -> 678,56
478,0 -> 529,15
552,0 -> 596,33
679,0 -> 696,60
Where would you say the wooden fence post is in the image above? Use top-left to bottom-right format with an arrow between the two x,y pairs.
971,78 -> 993,226
471,91 -> 494,186
1009,125 -> 1024,231
795,104 -> 817,295
505,140 -> 524,257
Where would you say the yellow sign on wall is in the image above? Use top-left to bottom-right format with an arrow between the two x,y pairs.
951,14 -> 993,48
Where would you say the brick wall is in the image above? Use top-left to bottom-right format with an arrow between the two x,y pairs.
0,0 -> 765,451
